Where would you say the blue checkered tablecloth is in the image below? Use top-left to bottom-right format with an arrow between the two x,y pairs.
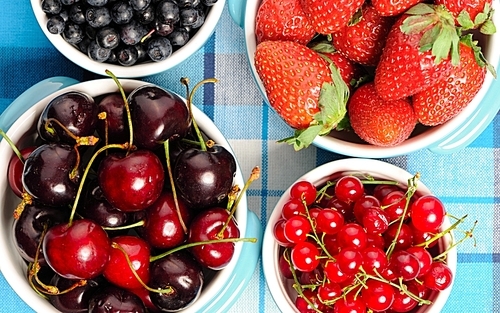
1,2 -> 498,313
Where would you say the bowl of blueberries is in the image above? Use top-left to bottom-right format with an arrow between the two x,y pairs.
31,0 -> 225,78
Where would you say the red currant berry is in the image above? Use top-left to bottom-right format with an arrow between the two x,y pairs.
278,251 -> 293,279
326,196 -> 354,220
380,264 -> 398,282
353,195 -> 380,223
410,223 -> 437,248
384,223 -> 413,251
323,233 -> 341,255
361,279 -> 395,312
366,233 -> 385,250
283,215 -> 311,244
291,241 -> 320,272
273,219 -> 293,247
295,289 -> 326,313
390,250 -> 420,281
381,190 -> 409,222
422,261 -> 453,291
362,208 -> 389,235
373,184 -> 401,202
361,246 -> 388,276
335,175 -> 364,204
336,247 -> 363,275
333,292 -> 366,313
316,208 -> 345,235
281,198 -> 307,220
410,195 -> 446,232
390,282 -> 419,312
317,281 -> 342,303
407,246 -> 433,277
299,267 -> 324,285
337,223 -> 367,250
290,181 -> 317,206
323,260 -> 352,284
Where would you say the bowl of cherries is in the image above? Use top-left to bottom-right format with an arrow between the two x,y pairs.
0,76 -> 262,312
31,0 -> 226,78
262,158 -> 472,313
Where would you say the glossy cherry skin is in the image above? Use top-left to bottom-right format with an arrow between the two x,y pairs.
95,92 -> 129,144
42,219 -> 111,280
128,84 -> 190,150
8,146 -> 36,198
174,145 -> 236,210
149,251 -> 204,312
140,190 -> 191,249
187,207 -> 240,270
37,91 -> 98,144
49,275 -> 103,313
98,149 -> 165,212
22,143 -> 82,207
13,203 -> 69,265
89,284 -> 147,313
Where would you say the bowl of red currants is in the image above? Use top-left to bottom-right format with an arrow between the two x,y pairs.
31,0 -> 226,78
0,76 -> 262,312
262,158 -> 462,313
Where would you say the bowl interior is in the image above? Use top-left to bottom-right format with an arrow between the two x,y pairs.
30,0 -> 226,78
244,0 -> 500,157
0,78 -> 247,312
261,158 -> 457,313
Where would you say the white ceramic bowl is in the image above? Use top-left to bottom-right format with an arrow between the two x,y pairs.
30,0 -> 226,78
262,158 -> 457,313
229,0 -> 500,158
0,78 -> 262,313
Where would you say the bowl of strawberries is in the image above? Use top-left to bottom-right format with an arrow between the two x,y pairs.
228,0 -> 500,158
261,158 -> 469,312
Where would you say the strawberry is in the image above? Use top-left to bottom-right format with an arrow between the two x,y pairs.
372,0 -> 425,16
435,0 -> 496,34
412,39 -> 488,126
300,0 -> 365,35
332,4 -> 396,66
374,4 -> 461,101
348,82 -> 417,146
254,40 -> 349,150
255,0 -> 316,45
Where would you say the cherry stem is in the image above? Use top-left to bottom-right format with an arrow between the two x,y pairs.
0,128 -> 24,163
106,69 -> 134,154
217,166 -> 260,239
45,118 -> 99,147
111,242 -> 174,295
13,192 -> 33,220
149,237 -> 257,263
68,142 -> 130,226
102,219 -> 145,231
97,111 -> 110,149
180,77 -> 219,152
163,140 -> 188,234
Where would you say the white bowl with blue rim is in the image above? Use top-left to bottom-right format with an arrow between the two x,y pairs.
228,0 -> 500,158
0,77 -> 262,312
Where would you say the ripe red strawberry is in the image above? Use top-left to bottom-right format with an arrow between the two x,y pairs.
372,0 -> 424,16
374,4 -> 460,101
254,40 -> 350,150
435,0 -> 495,33
255,0 -> 316,45
348,82 -> 417,146
413,41 -> 488,126
332,4 -> 396,66
300,0 -> 365,35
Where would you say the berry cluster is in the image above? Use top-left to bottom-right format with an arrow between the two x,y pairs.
41,0 -> 218,65
273,174 -> 473,312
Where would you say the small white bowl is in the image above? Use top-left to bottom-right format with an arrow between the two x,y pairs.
262,158 -> 457,313
229,0 -> 500,157
30,0 -> 226,78
0,78 -> 261,313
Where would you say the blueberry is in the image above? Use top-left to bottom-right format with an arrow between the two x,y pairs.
120,20 -> 147,45
96,26 -> 120,49
154,19 -> 174,36
167,28 -> 189,47
86,6 -> 112,28
106,50 -> 118,64
88,40 -> 112,62
116,45 -> 139,66
147,37 -> 172,61
129,0 -> 151,11
86,0 -> 108,6
59,10 -> 69,22
156,0 -> 179,24
62,22 -> 84,44
135,43 -> 149,62
180,7 -> 204,28
110,1 -> 134,24
42,0 -> 62,14
135,5 -> 155,24
61,0 -> 77,5
201,0 -> 217,6
47,15 -> 66,34
78,37 -> 92,54
69,3 -> 86,24
178,0 -> 200,8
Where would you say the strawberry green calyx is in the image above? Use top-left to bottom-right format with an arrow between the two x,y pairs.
457,2 -> 496,34
279,61 -> 349,151
460,33 -> 497,77
402,3 -> 461,66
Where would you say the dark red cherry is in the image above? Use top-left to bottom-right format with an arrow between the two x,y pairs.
98,149 -> 165,212
128,84 -> 190,150
43,219 -> 111,280
187,207 -> 240,270
89,285 -> 147,313
140,190 -> 191,249
174,145 -> 236,210
22,143 -> 82,207
149,251 -> 203,312
8,146 -> 36,198
95,92 -> 129,143
48,275 -> 103,313
37,91 -> 98,144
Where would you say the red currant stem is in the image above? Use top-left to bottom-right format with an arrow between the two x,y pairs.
0,129 -> 24,163
301,198 -> 335,260
415,214 -> 467,250
68,143 -> 130,226
106,69 -> 134,154
217,166 -> 260,239
385,174 -> 419,258
433,216 -> 476,261
315,180 -> 335,204
102,219 -> 145,231
110,243 -> 174,295
149,237 -> 257,263
163,139 -> 188,234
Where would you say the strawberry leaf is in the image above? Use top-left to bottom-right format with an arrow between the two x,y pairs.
279,125 -> 323,150
457,11 -> 475,30
419,24 -> 440,51
310,41 -> 336,54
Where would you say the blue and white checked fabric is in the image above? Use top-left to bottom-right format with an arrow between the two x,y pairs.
0,2 -> 498,313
